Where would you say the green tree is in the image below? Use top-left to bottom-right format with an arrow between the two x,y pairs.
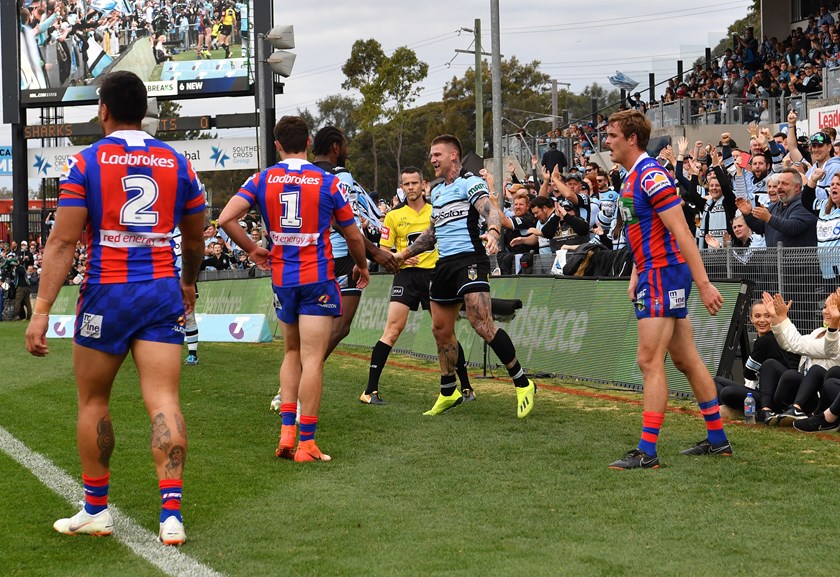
442,57 -> 551,155
297,94 -> 360,139
342,39 -> 387,190
378,47 -> 429,178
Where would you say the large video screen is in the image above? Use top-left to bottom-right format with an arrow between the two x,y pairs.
19,0 -> 252,106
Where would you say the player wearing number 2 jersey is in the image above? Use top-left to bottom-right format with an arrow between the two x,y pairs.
26,71 -> 206,545
219,115 -> 370,463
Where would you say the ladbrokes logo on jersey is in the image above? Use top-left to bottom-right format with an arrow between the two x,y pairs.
99,152 -> 175,168
267,173 -> 321,186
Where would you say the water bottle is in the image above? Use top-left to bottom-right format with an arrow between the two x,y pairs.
744,393 -> 756,425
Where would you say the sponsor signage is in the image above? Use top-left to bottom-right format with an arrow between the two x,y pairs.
0,146 -> 11,176
194,314 -> 272,343
28,137 -> 258,177
808,103 -> 840,135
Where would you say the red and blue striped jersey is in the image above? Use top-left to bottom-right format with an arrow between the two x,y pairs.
236,158 -> 355,287
58,130 -> 206,285
619,154 -> 686,273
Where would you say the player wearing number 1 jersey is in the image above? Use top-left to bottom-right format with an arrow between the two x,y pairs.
25,71 -> 206,545
219,116 -> 369,463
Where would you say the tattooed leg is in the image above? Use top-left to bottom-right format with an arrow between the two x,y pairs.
73,344 -> 125,478
430,301 -> 461,376
96,416 -> 115,469
464,291 -> 498,342
150,410 -> 188,479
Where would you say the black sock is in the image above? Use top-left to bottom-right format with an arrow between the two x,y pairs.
488,330 -> 528,387
456,342 -> 472,391
366,341 -> 392,394
440,374 -> 457,396
507,360 -> 529,388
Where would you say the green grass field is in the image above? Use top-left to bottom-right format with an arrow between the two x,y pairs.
2,321 -> 838,577
149,44 -> 244,82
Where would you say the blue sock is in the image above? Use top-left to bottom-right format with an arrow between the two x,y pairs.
699,398 -> 728,445
159,479 -> 183,523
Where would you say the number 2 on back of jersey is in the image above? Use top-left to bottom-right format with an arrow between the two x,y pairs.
120,175 -> 159,226
279,191 -> 302,228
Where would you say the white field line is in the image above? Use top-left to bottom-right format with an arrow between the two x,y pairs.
0,426 -> 227,577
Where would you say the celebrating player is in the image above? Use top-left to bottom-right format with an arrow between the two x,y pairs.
25,71 -> 206,544
362,166 -> 473,405
604,109 -> 730,470
395,135 -> 535,418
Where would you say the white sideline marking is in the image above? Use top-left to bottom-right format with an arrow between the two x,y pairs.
0,426 -> 227,577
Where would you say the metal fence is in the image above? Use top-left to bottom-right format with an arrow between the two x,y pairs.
495,245 -> 831,334
644,95 -> 813,128
824,66 -> 840,99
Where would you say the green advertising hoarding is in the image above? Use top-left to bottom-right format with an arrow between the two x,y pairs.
54,274 -> 743,395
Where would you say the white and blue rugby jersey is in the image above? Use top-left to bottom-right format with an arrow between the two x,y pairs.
327,166 -> 382,258
431,174 -> 489,258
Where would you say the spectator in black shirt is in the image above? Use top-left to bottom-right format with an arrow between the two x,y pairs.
541,142 -> 567,176
201,242 -> 232,271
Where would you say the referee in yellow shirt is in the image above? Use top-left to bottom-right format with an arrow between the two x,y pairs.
361,167 -> 474,404
218,4 -> 236,58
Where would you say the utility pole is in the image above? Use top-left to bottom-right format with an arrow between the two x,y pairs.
455,20 -> 492,156
491,0 -> 503,201
551,80 -> 571,132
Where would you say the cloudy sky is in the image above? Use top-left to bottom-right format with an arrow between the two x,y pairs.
2,0 -> 753,184
273,0 -> 752,119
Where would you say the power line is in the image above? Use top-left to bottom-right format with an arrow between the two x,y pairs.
499,1 -> 750,33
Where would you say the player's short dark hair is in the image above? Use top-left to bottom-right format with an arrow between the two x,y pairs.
400,166 -> 425,180
273,116 -> 309,154
312,125 -> 345,156
607,109 -> 651,151
431,134 -> 463,160
99,71 -> 147,124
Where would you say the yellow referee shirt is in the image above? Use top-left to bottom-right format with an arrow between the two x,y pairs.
221,8 -> 236,26
379,202 -> 438,269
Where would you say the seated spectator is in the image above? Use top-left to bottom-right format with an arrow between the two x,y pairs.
760,291 -> 840,426
792,62 -> 822,93
715,300 -> 794,414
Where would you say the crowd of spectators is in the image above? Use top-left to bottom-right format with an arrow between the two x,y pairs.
490,109 -> 840,331
200,213 -> 268,273
19,0 -> 247,88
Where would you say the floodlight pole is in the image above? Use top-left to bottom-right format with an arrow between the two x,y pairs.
2,0 -> 29,245
256,33 -> 275,169
253,1 -> 276,169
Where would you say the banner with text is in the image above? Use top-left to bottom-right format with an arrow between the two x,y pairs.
0,146 -> 11,176
28,137 -> 258,179
54,275 -> 742,395
808,103 -> 840,135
